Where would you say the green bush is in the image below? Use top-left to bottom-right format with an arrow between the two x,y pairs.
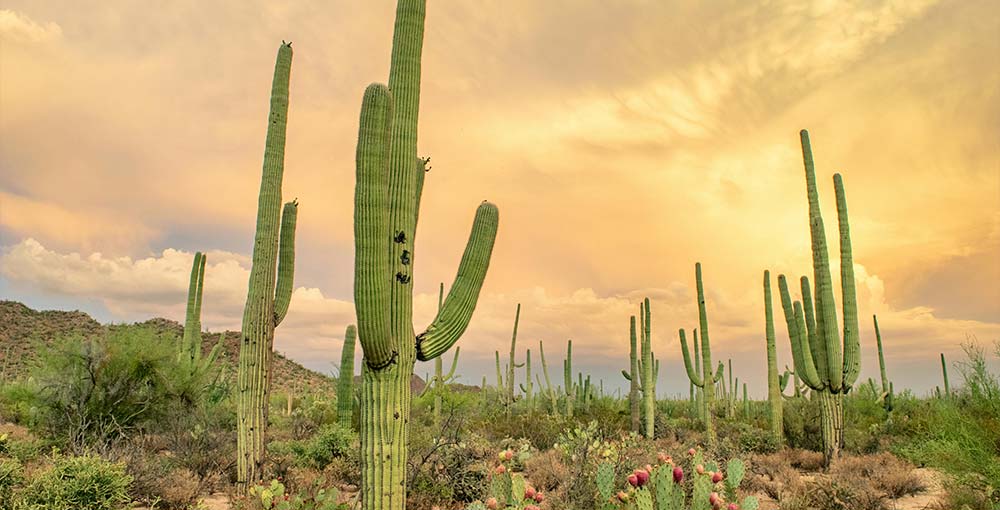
0,457 -> 24,510
19,454 -> 132,510
292,423 -> 356,469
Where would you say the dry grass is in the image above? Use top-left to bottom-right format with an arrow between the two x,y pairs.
829,453 -> 926,499
522,448 -> 568,494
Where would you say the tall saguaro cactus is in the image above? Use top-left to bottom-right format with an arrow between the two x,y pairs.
236,42 -> 299,490
940,353 -> 950,397
337,325 -> 358,426
680,263 -> 724,446
776,129 -> 861,467
563,340 -> 575,417
538,340 -> 559,414
177,252 -> 223,404
430,283 -> 461,425
623,315 -> 641,433
352,2 -> 500,507
764,270 -> 783,445
639,298 -> 656,438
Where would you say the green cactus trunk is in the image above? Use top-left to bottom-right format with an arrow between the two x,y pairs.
563,340 -> 574,418
627,316 -> 641,433
940,353 -> 950,397
236,42 -> 299,490
873,315 -> 888,396
182,252 -> 206,363
694,330 -> 703,421
507,304 -> 522,412
776,130 -> 861,467
743,383 -> 749,418
695,263 -> 720,445
640,298 -> 655,438
764,270 -> 783,445
337,325 -> 358,426
538,340 -> 558,414
352,3 -> 499,507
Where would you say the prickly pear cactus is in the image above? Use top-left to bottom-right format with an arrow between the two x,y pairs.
691,474 -> 712,510
510,473 -> 526,507
465,503 -> 487,510
632,489 -> 653,510
723,458 -> 745,500
490,470 -> 513,505
597,461 -> 616,510
740,496 -> 760,510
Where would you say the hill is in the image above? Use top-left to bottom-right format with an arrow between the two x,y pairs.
0,300 -> 333,394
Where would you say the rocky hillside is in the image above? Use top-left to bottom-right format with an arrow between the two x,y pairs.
0,300 -> 333,394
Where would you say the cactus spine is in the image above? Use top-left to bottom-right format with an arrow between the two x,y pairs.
337,325 -> 358,426
236,42 -> 299,490
940,353 -> 950,397
680,263 -> 724,446
764,270 -> 783,445
776,129 -> 861,466
352,2 -> 499,506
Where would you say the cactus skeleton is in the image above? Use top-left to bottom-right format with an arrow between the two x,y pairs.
352,1 -> 500,506
236,42 -> 299,490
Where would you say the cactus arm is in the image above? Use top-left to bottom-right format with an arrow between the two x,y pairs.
273,200 -> 298,326
679,329 -> 704,387
353,83 -> 394,368
834,174 -> 861,389
415,202 -> 499,360
778,275 -> 824,390
442,346 -> 460,380
800,130 -> 843,391
495,351 -> 503,390
182,252 -> 205,363
940,353 -> 950,396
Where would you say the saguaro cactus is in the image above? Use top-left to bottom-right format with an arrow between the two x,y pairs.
430,283 -> 461,425
538,340 -> 558,414
236,42 -> 299,490
622,315 -> 641,433
177,252 -> 223,404
680,263 -> 725,446
872,315 -> 893,411
337,325 -> 358,426
563,340 -> 575,417
639,298 -> 656,438
764,270 -> 783,445
776,129 -> 861,466
519,349 -> 534,410
352,2 -> 500,507
940,353 -> 950,397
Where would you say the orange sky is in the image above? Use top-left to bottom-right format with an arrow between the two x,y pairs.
1,1 -> 998,397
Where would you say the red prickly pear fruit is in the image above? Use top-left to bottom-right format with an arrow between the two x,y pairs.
534,492 -> 544,503
712,471 -> 724,483
728,504 -> 739,510
505,450 -> 514,461
688,448 -> 697,456
696,464 -> 705,474
634,469 -> 650,486
709,492 -> 720,505
485,497 -> 499,509
673,466 -> 684,483
525,486 -> 536,499
617,491 -> 630,503
495,464 -> 506,475
627,474 -> 639,487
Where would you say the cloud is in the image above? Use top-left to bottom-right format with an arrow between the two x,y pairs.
3,238 -> 997,396
0,10 -> 61,44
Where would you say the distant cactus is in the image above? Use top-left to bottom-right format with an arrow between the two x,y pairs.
538,340 -> 559,414
763,270 -> 783,445
336,325 -> 357,426
563,340 -> 575,417
940,353 -> 950,397
680,263 -> 725,446
639,298 -> 656,438
872,315 -> 893,412
775,130 -> 862,466
235,42 -> 299,490
624,315 -> 642,433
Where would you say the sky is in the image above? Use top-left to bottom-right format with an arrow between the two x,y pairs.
1,0 -> 998,399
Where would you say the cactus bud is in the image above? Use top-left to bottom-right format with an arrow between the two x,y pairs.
617,491 -> 629,503
534,492 -> 544,503
712,471 -> 724,483
525,486 -> 536,500
673,466 -> 684,483
486,497 -> 499,510
688,448 -> 697,456
495,464 -> 506,475
504,450 -> 514,461
696,464 -> 705,475
709,492 -> 720,505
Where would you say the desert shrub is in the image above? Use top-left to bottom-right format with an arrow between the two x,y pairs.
781,397 -> 822,453
19,454 -> 132,510
27,327 -> 174,452
0,426 -> 44,463
747,452 -> 803,501
932,479 -> 997,510
406,410 -> 491,508
0,457 -> 24,509
292,423 -> 356,469
522,448 -> 567,494
829,453 -> 924,499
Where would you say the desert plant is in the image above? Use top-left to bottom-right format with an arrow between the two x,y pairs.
763,270 -> 783,446
775,129 -> 862,466
19,454 -> 132,510
236,41 -> 299,490
351,2 -> 500,508
679,263 -> 725,446
335,325 -> 357,427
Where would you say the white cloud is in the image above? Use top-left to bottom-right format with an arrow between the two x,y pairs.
0,10 -> 62,44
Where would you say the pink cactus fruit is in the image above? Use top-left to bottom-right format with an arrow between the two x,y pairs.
673,466 -> 684,483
